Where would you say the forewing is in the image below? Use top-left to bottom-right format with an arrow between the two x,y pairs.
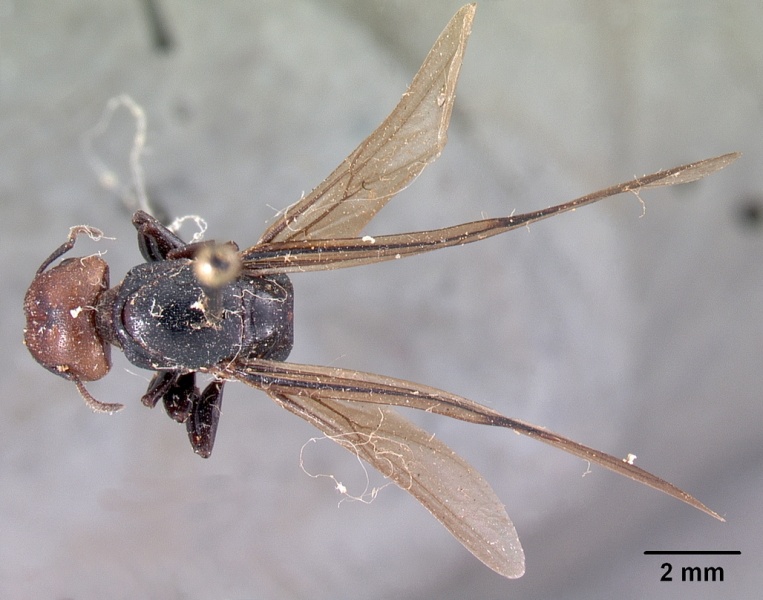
266,391 -> 525,579
223,359 -> 724,522
242,153 -> 740,275
256,4 -> 475,244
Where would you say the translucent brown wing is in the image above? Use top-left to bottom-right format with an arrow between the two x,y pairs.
242,152 -> 739,275
256,4 -> 475,244
265,391 -> 526,579
222,358 -> 723,523
220,356 -> 725,575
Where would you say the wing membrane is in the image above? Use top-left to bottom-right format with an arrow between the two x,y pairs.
266,391 -> 525,579
242,153 -> 739,275
256,4 -> 475,244
222,359 -> 724,522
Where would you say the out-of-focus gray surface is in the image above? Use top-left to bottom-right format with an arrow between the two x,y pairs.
2,1 -> 760,597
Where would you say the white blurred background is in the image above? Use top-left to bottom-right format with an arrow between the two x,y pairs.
1,1 -> 760,598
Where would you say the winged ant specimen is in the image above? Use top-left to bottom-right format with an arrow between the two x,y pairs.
23,5 -> 738,579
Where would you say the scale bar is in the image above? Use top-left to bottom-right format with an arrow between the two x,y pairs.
644,551 -> 741,556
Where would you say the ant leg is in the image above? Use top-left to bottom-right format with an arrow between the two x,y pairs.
187,380 -> 225,458
141,371 -> 198,424
163,372 -> 198,423
132,210 -> 186,262
141,371 -> 176,408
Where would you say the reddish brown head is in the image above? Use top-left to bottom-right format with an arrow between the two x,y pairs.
23,255 -> 111,382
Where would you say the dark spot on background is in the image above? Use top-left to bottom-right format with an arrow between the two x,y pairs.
736,197 -> 763,230
142,0 -> 174,53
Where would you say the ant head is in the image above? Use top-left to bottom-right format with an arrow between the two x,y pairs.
24,254 -> 112,382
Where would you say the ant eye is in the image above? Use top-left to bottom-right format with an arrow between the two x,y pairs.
24,255 -> 112,381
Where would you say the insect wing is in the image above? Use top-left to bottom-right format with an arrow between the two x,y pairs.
265,390 -> 525,579
255,4 -> 475,244
224,359 -> 723,521
242,153 -> 740,275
